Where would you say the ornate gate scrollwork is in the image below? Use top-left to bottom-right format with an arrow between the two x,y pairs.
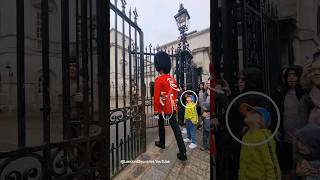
0,153 -> 43,180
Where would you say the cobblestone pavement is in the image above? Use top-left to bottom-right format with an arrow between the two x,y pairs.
113,126 -> 211,180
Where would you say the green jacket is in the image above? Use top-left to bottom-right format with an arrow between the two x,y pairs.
184,102 -> 198,124
239,129 -> 281,180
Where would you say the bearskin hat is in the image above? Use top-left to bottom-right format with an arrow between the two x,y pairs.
154,51 -> 171,74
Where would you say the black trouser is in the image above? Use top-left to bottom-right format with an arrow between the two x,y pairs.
216,149 -> 240,180
177,101 -> 185,126
215,127 -> 240,180
277,140 -> 293,172
158,113 -> 186,153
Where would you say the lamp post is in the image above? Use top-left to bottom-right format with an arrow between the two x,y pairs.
174,3 -> 190,51
174,4 -> 194,126
174,4 -> 193,90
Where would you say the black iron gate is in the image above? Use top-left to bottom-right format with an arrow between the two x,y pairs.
0,0 -> 145,179
109,0 -> 145,178
212,0 -> 281,94
0,0 -> 110,179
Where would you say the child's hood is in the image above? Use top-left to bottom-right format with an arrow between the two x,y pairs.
295,124 -> 320,160
186,101 -> 196,107
243,128 -> 272,144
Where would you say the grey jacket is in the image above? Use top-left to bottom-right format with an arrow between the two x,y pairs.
298,93 -> 315,129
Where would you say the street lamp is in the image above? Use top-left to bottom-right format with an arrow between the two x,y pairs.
174,4 -> 193,89
174,4 -> 194,126
174,4 -> 190,34
174,4 -> 190,51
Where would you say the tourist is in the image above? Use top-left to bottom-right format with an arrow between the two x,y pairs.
197,82 -> 207,129
272,65 -> 305,180
216,68 -> 265,180
238,103 -> 281,180
294,124 -> 320,179
299,50 -> 320,126
183,94 -> 198,149
200,101 -> 210,151
69,60 -> 83,138
69,61 -> 83,118
293,50 -> 320,179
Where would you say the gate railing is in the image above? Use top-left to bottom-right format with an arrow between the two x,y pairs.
0,0 -> 110,179
109,0 -> 145,178
213,0 -> 280,95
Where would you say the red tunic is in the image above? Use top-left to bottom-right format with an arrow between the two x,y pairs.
153,74 -> 179,115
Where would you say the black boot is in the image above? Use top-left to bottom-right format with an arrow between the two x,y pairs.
177,152 -> 187,161
155,141 -> 165,149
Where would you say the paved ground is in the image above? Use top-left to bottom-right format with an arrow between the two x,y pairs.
113,126 -> 211,180
0,113 -> 214,179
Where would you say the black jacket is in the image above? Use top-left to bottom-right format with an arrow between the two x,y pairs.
271,85 -> 305,139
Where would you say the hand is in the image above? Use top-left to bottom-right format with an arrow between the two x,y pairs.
296,160 -> 312,176
154,114 -> 159,121
241,126 -> 248,134
309,167 -> 320,177
202,112 -> 207,118
275,132 -> 282,141
221,79 -> 231,95
301,61 -> 312,85
213,87 -> 225,94
212,118 -> 219,129
303,61 -> 312,73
